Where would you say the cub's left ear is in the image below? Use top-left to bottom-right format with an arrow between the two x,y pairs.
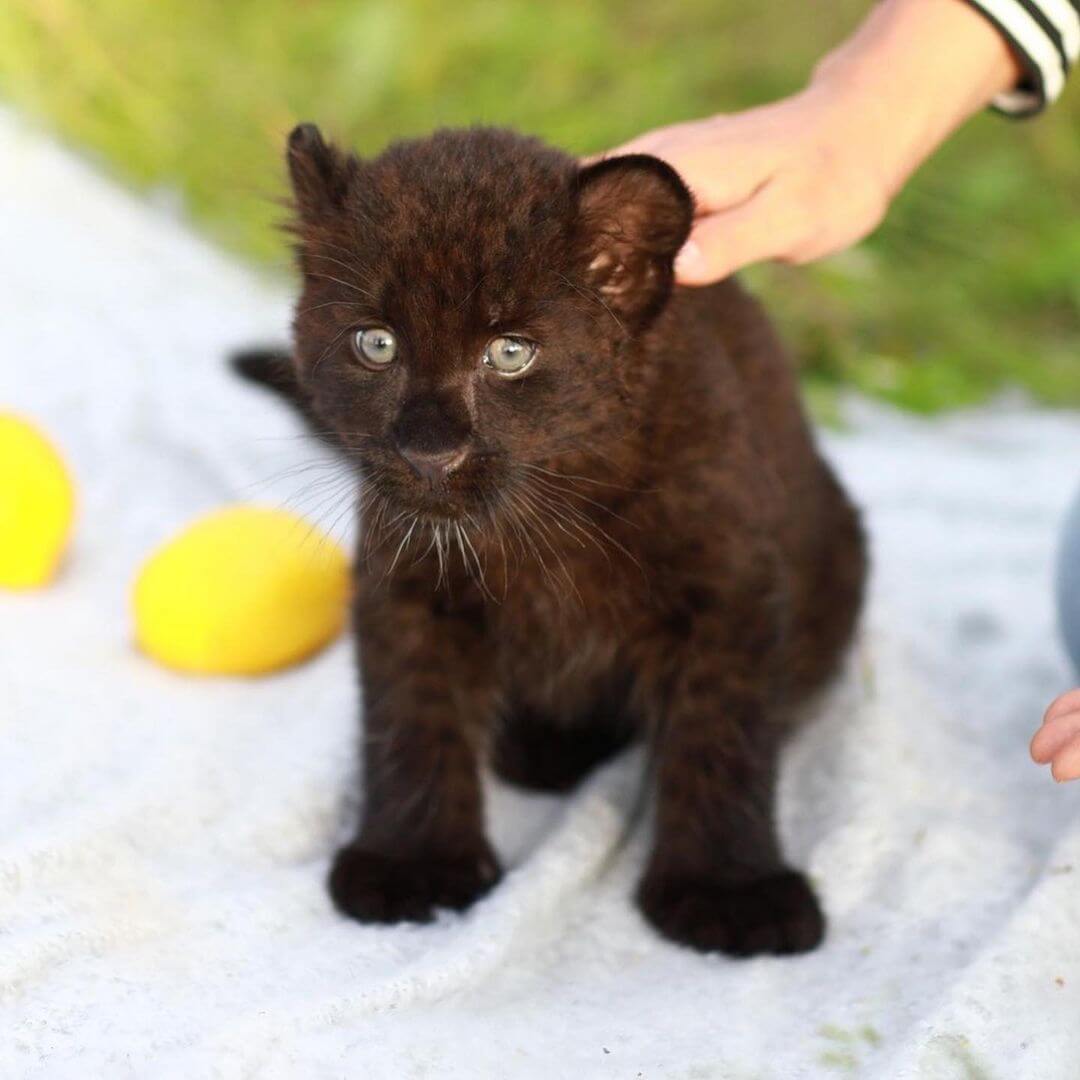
286,122 -> 358,223
573,154 -> 694,331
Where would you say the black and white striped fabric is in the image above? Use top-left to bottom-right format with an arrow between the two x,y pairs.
964,0 -> 1079,114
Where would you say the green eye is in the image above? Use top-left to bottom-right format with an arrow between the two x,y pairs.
483,336 -> 537,377
353,327 -> 397,367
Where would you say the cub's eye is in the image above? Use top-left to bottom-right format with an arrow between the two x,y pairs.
352,327 -> 397,368
483,336 -> 537,378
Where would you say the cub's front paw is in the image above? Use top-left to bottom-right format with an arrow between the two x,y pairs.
327,843 -> 501,924
637,868 -> 824,957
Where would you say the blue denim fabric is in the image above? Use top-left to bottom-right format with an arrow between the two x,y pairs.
1058,486 -> 1080,678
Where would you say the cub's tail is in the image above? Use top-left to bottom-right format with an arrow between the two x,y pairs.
230,347 -> 338,447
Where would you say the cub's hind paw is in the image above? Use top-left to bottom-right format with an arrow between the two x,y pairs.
328,844 -> 501,924
637,868 -> 824,957
492,712 -> 633,792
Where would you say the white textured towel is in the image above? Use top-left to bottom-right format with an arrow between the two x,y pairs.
2,111 -> 1079,1079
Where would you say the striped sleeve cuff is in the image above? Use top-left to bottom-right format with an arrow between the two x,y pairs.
962,0 -> 1079,115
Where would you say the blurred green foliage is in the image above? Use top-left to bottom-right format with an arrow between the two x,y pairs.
1,0 -> 1077,411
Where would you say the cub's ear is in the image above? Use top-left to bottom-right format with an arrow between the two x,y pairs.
573,154 -> 694,331
286,123 -> 358,222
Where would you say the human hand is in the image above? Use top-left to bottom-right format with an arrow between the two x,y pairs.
601,0 -> 1021,286
1031,689 -> 1080,781
604,91 -> 894,285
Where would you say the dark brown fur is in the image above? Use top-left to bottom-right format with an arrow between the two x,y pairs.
238,124 -> 866,956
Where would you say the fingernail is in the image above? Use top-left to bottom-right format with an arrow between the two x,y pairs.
674,240 -> 703,278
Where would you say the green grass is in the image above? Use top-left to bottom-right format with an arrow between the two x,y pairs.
2,0 -> 1077,412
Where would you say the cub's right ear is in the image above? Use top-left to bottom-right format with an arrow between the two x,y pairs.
574,154 -> 694,331
286,123 -> 358,222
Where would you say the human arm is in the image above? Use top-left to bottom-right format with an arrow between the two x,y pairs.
602,0 -> 1076,285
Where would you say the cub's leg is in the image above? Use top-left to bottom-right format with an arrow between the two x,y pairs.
636,572 -> 824,957
787,465 -> 867,700
328,576 -> 499,923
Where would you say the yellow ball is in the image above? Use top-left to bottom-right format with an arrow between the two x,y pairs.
133,506 -> 351,676
0,413 -> 76,588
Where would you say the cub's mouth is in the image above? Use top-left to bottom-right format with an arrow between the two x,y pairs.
365,445 -> 504,526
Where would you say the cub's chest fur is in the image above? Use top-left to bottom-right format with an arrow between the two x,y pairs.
411,528 -> 647,725
492,576 -> 640,722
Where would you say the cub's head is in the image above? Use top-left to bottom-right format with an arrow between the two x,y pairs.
287,124 -> 692,521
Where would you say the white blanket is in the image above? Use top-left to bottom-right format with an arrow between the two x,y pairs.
2,111 -> 1079,1080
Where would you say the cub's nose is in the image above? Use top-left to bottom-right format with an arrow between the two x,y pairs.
391,391 -> 472,484
398,445 -> 468,484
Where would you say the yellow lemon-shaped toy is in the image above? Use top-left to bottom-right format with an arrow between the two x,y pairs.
134,506 -> 350,676
0,413 -> 76,588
